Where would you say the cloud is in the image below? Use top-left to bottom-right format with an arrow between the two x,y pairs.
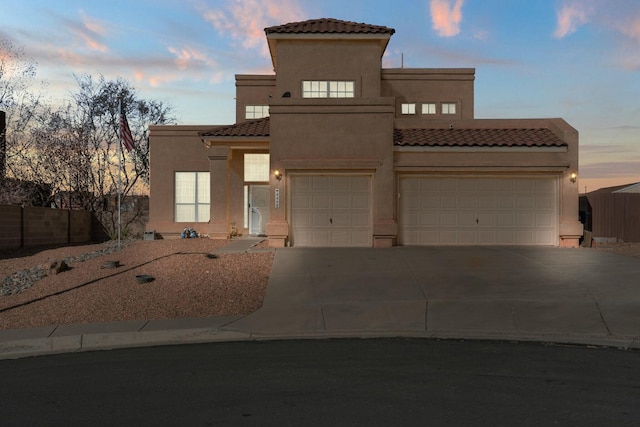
430,0 -> 464,37
554,2 -> 593,38
578,161 -> 640,178
61,10 -> 109,52
198,0 -> 305,57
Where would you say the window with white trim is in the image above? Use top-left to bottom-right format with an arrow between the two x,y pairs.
245,105 -> 269,119
175,172 -> 210,223
302,80 -> 355,98
401,103 -> 416,115
421,103 -> 436,114
441,103 -> 457,114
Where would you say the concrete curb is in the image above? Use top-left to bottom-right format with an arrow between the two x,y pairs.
2,326 -> 638,360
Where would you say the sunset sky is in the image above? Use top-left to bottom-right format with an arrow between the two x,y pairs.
1,0 -> 638,192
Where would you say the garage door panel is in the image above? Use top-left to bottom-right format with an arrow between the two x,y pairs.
312,212 -> 330,227
420,213 -> 438,226
442,196 -> 457,209
399,176 -> 558,246
352,194 -> 370,209
458,230 -> 477,244
536,213 -> 554,227
459,213 -> 477,226
478,230 -> 496,244
478,195 -> 497,209
516,213 -> 534,227
351,213 -> 371,228
440,213 -> 457,226
332,193 -> 350,209
516,196 -> 535,209
458,195 -> 477,209
292,193 -> 312,209
478,213 -> 495,226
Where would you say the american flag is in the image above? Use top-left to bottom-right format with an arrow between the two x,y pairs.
120,110 -> 135,152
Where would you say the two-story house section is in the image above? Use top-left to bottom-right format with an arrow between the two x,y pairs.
147,18 -> 583,248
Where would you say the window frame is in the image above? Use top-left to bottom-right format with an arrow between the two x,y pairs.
441,102 -> 457,115
302,80 -> 355,98
245,105 -> 269,119
175,171 -> 210,223
421,103 -> 436,115
401,103 -> 416,115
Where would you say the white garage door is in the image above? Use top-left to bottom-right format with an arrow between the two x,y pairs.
291,175 -> 372,247
398,176 -> 558,245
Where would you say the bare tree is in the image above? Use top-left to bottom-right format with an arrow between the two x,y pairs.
0,38 -> 46,202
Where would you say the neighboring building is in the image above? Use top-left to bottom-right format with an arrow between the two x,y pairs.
147,18 -> 583,247
582,183 -> 640,243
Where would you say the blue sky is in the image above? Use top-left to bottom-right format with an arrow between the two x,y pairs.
1,0 -> 639,192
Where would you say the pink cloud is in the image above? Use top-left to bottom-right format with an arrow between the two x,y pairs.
430,0 -> 464,37
554,2 -> 592,38
199,0 -> 304,57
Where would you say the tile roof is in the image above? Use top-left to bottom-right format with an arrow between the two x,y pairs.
200,117 -> 270,138
394,128 -> 567,148
265,18 -> 395,35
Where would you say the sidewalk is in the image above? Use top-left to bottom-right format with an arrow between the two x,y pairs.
2,244 -> 640,359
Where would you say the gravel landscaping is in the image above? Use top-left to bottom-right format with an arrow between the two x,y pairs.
0,239 -> 273,330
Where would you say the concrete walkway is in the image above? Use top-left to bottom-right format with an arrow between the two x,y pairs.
2,245 -> 640,359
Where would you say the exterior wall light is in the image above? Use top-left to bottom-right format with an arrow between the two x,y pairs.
274,170 -> 282,180
570,172 -> 577,183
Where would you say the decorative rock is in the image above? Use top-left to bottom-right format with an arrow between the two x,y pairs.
0,239 -> 133,296
44,260 -> 70,276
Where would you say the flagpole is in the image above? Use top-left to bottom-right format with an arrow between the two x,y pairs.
117,95 -> 122,249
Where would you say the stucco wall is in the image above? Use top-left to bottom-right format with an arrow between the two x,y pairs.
273,40 -> 385,98
381,68 -> 475,120
147,125 -> 213,237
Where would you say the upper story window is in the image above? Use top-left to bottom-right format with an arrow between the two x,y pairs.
401,103 -> 416,115
441,103 -> 457,115
421,103 -> 436,115
245,105 -> 269,119
302,81 -> 355,98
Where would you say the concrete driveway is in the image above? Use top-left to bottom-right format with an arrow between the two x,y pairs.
228,246 -> 640,346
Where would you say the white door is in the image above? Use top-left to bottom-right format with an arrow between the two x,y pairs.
398,176 -> 558,245
249,185 -> 269,236
290,175 -> 372,247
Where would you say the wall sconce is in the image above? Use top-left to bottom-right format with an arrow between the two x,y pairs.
274,170 -> 282,181
570,172 -> 577,183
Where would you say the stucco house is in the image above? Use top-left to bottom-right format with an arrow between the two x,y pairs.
147,18 -> 583,248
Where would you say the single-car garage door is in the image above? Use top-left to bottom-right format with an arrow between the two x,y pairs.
398,176 -> 558,245
291,175 -> 372,247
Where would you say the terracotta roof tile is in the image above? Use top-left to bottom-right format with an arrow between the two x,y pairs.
265,18 -> 395,35
200,117 -> 270,138
394,128 -> 567,148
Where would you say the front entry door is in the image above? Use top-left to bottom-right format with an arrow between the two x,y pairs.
249,185 -> 269,236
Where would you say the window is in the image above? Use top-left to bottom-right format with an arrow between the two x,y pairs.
244,154 -> 270,182
175,172 -> 210,223
442,103 -> 457,114
401,103 -> 416,115
302,80 -> 354,98
422,103 -> 436,114
245,105 -> 269,119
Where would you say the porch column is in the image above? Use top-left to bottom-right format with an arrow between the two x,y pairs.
208,147 -> 231,239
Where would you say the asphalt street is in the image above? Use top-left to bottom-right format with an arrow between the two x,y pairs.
1,338 -> 639,426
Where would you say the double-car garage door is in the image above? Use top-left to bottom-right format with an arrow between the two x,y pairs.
290,174 -> 558,247
398,176 -> 558,245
